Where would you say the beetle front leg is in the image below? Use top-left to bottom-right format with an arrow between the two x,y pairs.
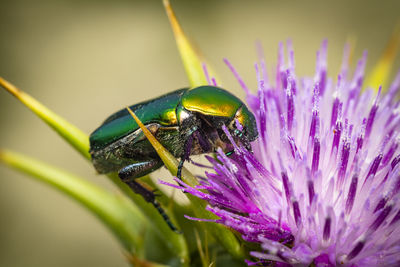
177,129 -> 212,180
177,134 -> 193,180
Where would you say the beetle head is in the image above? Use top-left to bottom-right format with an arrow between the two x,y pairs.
228,105 -> 258,150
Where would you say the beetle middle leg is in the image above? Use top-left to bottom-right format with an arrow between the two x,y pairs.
119,160 -> 180,233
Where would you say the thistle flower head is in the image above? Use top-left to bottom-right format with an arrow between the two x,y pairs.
168,41 -> 400,266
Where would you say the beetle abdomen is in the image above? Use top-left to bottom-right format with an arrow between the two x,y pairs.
91,123 -> 182,174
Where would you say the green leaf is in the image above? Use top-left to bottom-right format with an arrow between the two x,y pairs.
366,25 -> 400,91
0,149 -> 144,253
163,0 -> 218,87
0,77 -> 90,160
127,108 -> 245,260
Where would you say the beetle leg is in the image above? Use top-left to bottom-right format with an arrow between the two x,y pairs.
120,177 -> 180,233
177,129 -> 213,179
152,188 -> 162,198
177,134 -> 193,179
118,162 -> 180,233
194,130 -> 211,152
119,160 -> 163,179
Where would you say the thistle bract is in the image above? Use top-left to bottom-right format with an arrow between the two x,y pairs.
166,41 -> 400,266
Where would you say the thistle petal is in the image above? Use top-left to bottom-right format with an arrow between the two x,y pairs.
174,40 -> 400,266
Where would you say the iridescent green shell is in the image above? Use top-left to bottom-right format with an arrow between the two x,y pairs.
89,88 -> 187,151
181,86 -> 242,118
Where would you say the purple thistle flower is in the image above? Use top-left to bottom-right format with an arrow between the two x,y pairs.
164,41 -> 400,266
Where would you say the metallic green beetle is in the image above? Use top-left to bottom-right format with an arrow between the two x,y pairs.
89,85 -> 258,231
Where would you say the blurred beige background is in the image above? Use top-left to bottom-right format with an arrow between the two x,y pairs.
0,0 -> 399,266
